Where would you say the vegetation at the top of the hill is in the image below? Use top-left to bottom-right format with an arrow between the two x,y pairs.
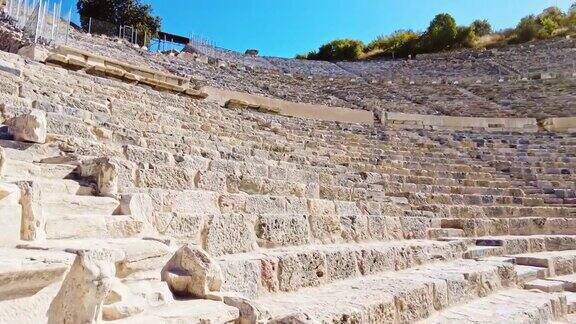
76,0 -> 161,37
297,4 -> 576,61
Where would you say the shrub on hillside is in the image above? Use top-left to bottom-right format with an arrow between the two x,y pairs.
515,15 -> 540,42
365,30 -> 419,58
456,26 -> 477,48
307,39 -> 365,61
471,19 -> 492,36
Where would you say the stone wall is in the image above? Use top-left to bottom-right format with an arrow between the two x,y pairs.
202,86 -> 375,126
383,112 -> 539,132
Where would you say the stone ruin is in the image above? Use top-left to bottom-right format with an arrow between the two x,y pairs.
0,8 -> 575,324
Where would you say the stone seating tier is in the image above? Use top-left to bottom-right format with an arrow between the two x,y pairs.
0,32 -> 576,322
55,28 -> 576,119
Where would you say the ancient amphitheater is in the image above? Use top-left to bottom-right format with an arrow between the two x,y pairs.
0,5 -> 576,324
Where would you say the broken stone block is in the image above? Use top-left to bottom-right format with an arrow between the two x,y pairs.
221,292 -> 264,324
225,99 -> 258,110
6,109 -> 47,143
16,181 -> 45,241
161,244 -> 223,299
102,278 -> 145,321
80,157 -> 119,197
47,249 -> 116,324
120,193 -> 155,234
17,44 -> 50,62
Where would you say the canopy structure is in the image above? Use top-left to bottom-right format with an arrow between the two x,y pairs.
157,31 -> 189,45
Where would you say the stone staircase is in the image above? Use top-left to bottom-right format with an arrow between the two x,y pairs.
0,35 -> 575,322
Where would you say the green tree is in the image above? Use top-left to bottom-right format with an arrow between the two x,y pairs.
515,15 -> 540,42
538,16 -> 559,38
425,13 -> 458,50
456,26 -> 477,48
567,4 -> 576,30
308,39 -> 365,61
471,19 -> 492,36
77,0 -> 161,38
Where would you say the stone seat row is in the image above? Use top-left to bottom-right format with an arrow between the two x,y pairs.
2,50 -> 572,211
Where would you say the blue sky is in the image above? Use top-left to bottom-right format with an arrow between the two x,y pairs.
68,0 -> 574,57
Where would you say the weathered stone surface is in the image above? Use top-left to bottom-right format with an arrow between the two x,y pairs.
203,213 -> 258,256
120,193 -> 155,234
6,109 -> 47,143
15,181 -> 45,241
47,249 -> 116,324
221,292 -> 265,324
80,157 -> 120,197
308,199 -> 341,244
268,313 -> 320,324
161,245 -> 223,299
0,146 -> 5,178
102,278 -> 146,321
256,214 -> 310,248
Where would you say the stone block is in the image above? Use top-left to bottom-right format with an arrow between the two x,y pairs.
246,195 -> 286,214
16,181 -> 45,241
203,214 -> 257,256
47,249 -> 116,324
256,214 -> 310,248
276,251 -> 327,292
196,171 -> 227,193
124,145 -> 175,166
161,245 -> 223,299
172,190 -> 220,215
308,199 -> 341,244
6,109 -> 47,143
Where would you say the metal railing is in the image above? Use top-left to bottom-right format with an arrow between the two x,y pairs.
81,15 -> 152,48
4,0 -> 71,46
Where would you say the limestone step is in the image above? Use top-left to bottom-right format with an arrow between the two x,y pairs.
428,228 -> 465,239
114,299 -> 239,323
45,215 -> 145,240
42,194 -> 120,217
477,235 -> 576,255
0,204 -> 22,244
513,250 -> 576,277
256,259 -> 514,323
218,239 -> 467,299
419,289 -> 567,323
463,246 -> 504,259
4,160 -> 78,180
3,177 -> 94,196
0,139 -> 62,162
565,291 -> 576,313
548,274 -> 576,292
524,279 -> 566,292
515,265 -> 548,283
0,248 -> 73,301
16,238 -> 173,279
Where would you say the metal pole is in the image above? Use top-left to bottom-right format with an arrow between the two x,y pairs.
33,1 -> 41,43
39,0 -> 47,40
16,0 -> 21,23
50,1 -> 56,41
